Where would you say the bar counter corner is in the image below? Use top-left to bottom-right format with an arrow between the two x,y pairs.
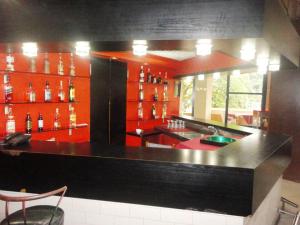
0,126 -> 291,217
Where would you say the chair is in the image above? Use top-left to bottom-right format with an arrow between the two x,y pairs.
277,197 -> 300,225
0,186 -> 67,225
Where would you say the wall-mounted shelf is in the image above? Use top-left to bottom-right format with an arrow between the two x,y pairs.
0,124 -> 88,137
127,99 -> 174,103
0,70 -> 90,79
127,80 -> 167,85
0,101 -> 78,105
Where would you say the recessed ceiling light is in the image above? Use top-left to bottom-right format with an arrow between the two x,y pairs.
75,41 -> 90,57
195,39 -> 213,56
132,40 -> 148,56
22,42 -> 38,57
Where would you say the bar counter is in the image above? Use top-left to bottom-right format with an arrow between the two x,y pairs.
0,119 -> 292,217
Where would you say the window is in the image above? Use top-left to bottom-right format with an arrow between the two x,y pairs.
179,69 -> 266,127
180,76 -> 194,116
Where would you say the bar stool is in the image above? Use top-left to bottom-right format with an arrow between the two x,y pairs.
0,186 -> 67,225
277,197 -> 300,225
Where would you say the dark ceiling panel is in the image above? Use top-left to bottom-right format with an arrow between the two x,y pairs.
0,0 -> 265,42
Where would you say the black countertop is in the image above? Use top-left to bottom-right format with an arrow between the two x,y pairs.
0,117 -> 292,217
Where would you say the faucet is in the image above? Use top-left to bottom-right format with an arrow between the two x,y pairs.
207,126 -> 219,135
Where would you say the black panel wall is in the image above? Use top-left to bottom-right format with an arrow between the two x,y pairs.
0,0 -> 264,42
90,57 -> 127,145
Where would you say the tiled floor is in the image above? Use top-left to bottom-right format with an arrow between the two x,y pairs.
278,179 -> 300,225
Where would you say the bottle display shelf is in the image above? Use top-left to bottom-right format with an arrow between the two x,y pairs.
127,80 -> 167,85
127,118 -> 171,122
0,101 -> 78,105
0,123 -> 88,137
0,70 -> 90,79
127,99 -> 174,103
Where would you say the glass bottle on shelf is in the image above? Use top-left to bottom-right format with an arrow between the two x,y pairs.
153,87 -> 158,101
26,82 -> 36,103
54,108 -> 61,130
151,104 -> 156,119
44,81 -> 52,102
38,113 -> 43,132
44,53 -> 50,74
69,106 -> 77,128
163,72 -> 168,85
162,103 -> 167,122
152,73 -> 157,84
70,53 -> 76,76
163,85 -> 168,102
58,80 -> 65,102
25,113 -> 32,134
138,83 -> 144,101
139,66 -> 144,83
6,49 -> 15,72
4,73 -> 13,103
157,72 -> 162,84
29,57 -> 37,73
138,102 -> 143,120
147,68 -> 152,83
6,107 -> 15,135
68,79 -> 75,102
58,53 -> 64,75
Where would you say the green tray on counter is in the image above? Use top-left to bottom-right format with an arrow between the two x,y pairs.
200,135 -> 236,146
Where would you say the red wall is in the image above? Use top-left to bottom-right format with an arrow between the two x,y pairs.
0,53 -> 90,142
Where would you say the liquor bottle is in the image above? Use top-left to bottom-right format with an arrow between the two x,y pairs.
54,108 -> 61,130
25,113 -> 32,134
69,106 -> 77,128
44,53 -> 50,74
44,81 -> 52,102
37,113 -> 43,132
6,108 -> 15,135
138,83 -> 144,101
151,104 -> 156,119
162,103 -> 167,122
152,73 -> 157,84
68,79 -> 75,102
58,53 -> 64,75
70,53 -> 76,76
58,80 -> 65,102
138,102 -> 143,120
26,82 -> 36,103
157,72 -> 162,84
29,58 -> 37,73
163,72 -> 168,85
139,66 -> 144,83
163,85 -> 168,102
4,73 -> 13,103
147,68 -> 152,83
6,50 -> 15,72
153,87 -> 158,101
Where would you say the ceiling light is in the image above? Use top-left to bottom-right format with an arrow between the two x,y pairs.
132,40 -> 148,56
22,42 -> 38,57
269,54 -> 280,72
198,74 -> 205,81
75,41 -> 90,57
256,54 -> 269,75
195,39 -> 213,56
213,72 -> 221,80
231,70 -> 240,77
240,40 -> 256,61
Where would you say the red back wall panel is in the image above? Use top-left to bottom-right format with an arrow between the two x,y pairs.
0,53 -> 90,143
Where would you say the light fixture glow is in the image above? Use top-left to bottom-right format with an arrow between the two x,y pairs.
256,54 -> 269,75
132,40 -> 148,56
240,40 -> 256,61
195,39 -> 213,56
197,74 -> 205,81
268,54 -> 281,72
75,41 -> 90,57
231,70 -> 240,77
22,42 -> 38,57
213,72 -> 221,80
